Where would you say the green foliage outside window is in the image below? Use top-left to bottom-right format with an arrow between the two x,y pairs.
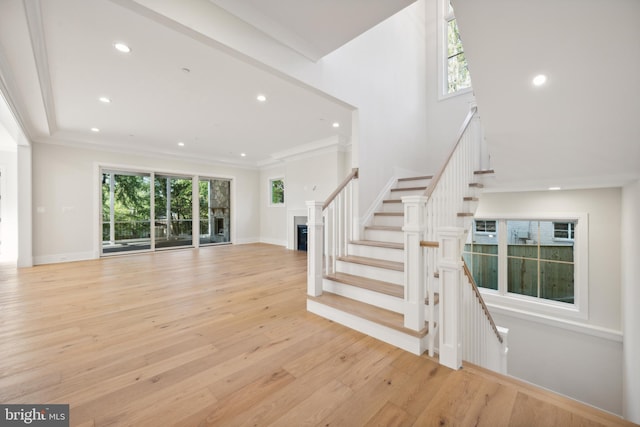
447,16 -> 471,93
271,179 -> 284,205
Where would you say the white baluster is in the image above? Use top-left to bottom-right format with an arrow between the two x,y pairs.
307,201 -> 324,296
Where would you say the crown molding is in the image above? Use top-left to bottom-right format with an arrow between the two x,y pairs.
23,0 -> 57,135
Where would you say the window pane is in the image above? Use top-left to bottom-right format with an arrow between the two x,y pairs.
102,172 -> 152,254
540,244 -> 574,263
155,175 -> 193,249
508,257 -> 538,297
271,179 -> 284,204
464,220 -> 498,290
200,179 -> 231,245
540,261 -> 574,304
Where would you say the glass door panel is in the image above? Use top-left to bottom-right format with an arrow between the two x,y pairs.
199,178 -> 231,245
101,171 -> 151,254
154,175 -> 194,249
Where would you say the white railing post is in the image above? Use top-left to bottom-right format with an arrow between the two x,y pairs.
307,201 -> 324,297
403,195 -> 427,330
498,326 -> 509,374
438,226 -> 465,370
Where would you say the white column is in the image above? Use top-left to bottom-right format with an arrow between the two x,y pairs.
402,195 -> 427,330
622,180 -> 640,423
306,201 -> 324,297
17,144 -> 32,267
438,226 -> 465,370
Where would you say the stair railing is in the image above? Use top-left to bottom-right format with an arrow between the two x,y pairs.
403,104 -> 482,356
405,103 -> 508,373
462,260 -> 508,373
307,168 -> 359,297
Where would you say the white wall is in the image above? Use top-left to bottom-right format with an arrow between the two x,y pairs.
0,148 -> 17,263
31,142 -> 260,264
259,147 -> 347,247
424,0 -> 476,174
622,180 -> 640,423
259,164 -> 286,246
476,187 -> 623,414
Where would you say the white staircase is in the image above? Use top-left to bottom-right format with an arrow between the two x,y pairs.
309,176 -> 433,354
306,105 -> 509,372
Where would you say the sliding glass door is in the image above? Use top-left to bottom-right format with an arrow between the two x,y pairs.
154,175 -> 194,249
101,169 -> 231,255
198,178 -> 231,245
102,171 -> 152,254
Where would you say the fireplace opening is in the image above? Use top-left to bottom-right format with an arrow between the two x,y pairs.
297,224 -> 308,251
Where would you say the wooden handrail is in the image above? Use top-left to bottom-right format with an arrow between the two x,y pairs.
420,241 -> 440,248
425,106 -> 477,198
462,258 -> 503,344
323,168 -> 359,210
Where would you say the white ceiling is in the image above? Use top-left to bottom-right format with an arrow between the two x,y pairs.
454,0 -> 640,190
0,0 -> 411,167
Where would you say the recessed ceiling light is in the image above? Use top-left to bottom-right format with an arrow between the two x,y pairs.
256,94 -> 267,102
178,142 -> 185,147
332,122 -> 340,128
99,97 -> 111,103
114,42 -> 131,53
240,153 -> 247,157
548,186 -> 561,191
91,127 -> 100,132
532,74 -> 547,86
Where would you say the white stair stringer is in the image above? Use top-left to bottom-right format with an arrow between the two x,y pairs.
307,298 -> 428,356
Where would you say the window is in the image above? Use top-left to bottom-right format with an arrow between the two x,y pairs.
440,0 -> 472,97
464,216 -> 588,320
270,178 -> 285,206
475,220 -> 496,233
554,222 -> 575,240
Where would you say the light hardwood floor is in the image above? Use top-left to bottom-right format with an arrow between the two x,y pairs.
0,243 -> 635,427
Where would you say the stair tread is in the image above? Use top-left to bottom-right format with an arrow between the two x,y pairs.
308,292 -> 428,338
469,182 -> 484,188
398,175 -> 433,181
350,240 -> 403,250
474,169 -> 495,175
338,255 -> 404,271
325,272 -> 403,298
374,212 -> 404,217
457,212 -> 474,217
365,225 -> 402,231
463,196 -> 479,201
382,199 -> 402,204
391,186 -> 427,192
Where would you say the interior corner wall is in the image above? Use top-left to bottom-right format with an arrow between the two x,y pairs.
622,179 -> 640,423
476,187 -> 623,414
31,142 -> 260,264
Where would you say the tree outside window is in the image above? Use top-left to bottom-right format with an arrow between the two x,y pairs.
442,1 -> 472,95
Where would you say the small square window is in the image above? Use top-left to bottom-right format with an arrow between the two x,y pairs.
270,178 -> 284,206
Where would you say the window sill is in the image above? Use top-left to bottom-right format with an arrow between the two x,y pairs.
438,86 -> 473,102
483,297 -> 622,343
481,290 -> 586,321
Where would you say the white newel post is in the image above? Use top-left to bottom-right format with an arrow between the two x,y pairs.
402,196 -> 427,330
306,201 -> 324,297
438,226 -> 465,370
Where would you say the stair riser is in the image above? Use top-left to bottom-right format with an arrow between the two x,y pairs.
390,189 -> 426,197
323,279 -> 404,313
307,299 -> 427,355
381,202 -> 404,213
347,243 -> 404,263
336,261 -> 403,285
364,229 -> 404,244
372,215 -> 404,227
395,179 -> 431,189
